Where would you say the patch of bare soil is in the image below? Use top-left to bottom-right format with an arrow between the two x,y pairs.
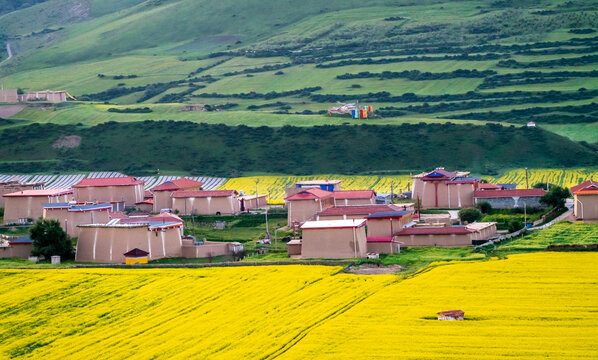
0,105 -> 25,118
345,264 -> 403,275
52,135 -> 82,149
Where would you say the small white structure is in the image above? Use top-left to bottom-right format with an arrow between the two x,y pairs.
526,121 -> 536,127
437,310 -> 464,321
51,255 -> 61,265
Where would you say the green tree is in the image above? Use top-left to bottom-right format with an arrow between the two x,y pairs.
458,207 -> 482,223
540,185 -> 571,210
30,219 -> 73,259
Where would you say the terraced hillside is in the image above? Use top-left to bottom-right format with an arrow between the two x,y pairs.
0,0 -> 597,174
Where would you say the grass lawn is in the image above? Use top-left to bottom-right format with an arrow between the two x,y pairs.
492,221 -> 598,256
379,247 -> 486,274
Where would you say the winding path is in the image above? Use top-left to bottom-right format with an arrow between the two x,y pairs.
0,42 -> 12,66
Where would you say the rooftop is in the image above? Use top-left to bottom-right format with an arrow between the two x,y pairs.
285,188 -> 333,201
151,178 -> 203,192
3,189 -> 73,197
301,219 -> 367,230
172,190 -> 238,198
366,210 -> 413,219
571,180 -> 598,194
296,180 -> 341,185
333,190 -> 375,200
366,236 -> 394,243
123,248 -> 149,257
317,204 -> 403,217
397,226 -> 474,235
473,189 -> 546,198
74,177 -> 143,188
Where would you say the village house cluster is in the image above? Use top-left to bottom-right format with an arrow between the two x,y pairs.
0,176 -> 257,263
1,168 -> 596,263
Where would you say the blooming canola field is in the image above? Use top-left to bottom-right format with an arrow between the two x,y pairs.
0,252 -> 597,359
218,168 -> 598,204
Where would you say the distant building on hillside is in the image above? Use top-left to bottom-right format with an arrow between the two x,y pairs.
19,90 -> 67,102
0,89 -> 18,103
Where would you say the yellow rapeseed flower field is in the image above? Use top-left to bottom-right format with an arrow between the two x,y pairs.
219,168 -> 598,204
0,252 -> 596,359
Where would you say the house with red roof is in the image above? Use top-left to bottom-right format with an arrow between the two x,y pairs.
316,203 -> 414,221
151,178 -> 203,213
395,222 -> 497,247
571,180 -> 598,221
73,177 -> 144,208
284,179 -> 341,201
285,188 -> 335,225
171,190 -> 240,215
411,168 -> 479,209
474,188 -> 546,209
333,190 -> 376,206
2,189 -> 73,224
365,211 -> 414,254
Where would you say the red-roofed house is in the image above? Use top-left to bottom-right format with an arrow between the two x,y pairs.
3,189 -> 73,224
333,190 -> 376,206
285,188 -> 334,225
474,188 -> 546,209
366,210 -> 414,254
151,178 -> 203,212
73,177 -> 144,207
571,180 -> 598,221
171,190 -> 240,215
316,203 -> 414,221
412,168 -> 478,209
477,183 -> 504,191
395,222 -> 497,247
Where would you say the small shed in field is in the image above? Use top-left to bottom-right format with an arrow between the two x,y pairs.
124,248 -> 149,264
437,310 -> 464,321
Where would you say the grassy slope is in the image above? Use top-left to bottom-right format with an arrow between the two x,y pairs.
0,0 -> 597,173
0,120 -> 596,176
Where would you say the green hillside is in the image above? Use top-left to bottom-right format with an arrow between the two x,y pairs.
0,121 -> 596,176
0,0 -> 597,173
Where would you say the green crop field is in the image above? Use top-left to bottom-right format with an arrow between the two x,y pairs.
0,0 -> 597,174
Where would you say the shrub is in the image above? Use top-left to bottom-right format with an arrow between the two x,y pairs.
459,207 -> 482,223
476,201 -> 492,214
507,218 -> 524,233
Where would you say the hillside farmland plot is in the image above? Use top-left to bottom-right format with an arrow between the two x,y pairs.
0,252 -> 596,359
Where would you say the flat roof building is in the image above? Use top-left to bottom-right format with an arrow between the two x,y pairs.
151,178 -> 203,213
412,168 -> 479,209
300,219 -> 367,259
43,202 -> 112,238
286,188 -> 334,225
3,189 -> 73,224
474,189 -> 546,209
333,190 -> 376,206
73,177 -> 144,207
171,190 -> 240,215
316,203 -> 414,221
395,222 -> 497,247
76,219 -> 184,264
